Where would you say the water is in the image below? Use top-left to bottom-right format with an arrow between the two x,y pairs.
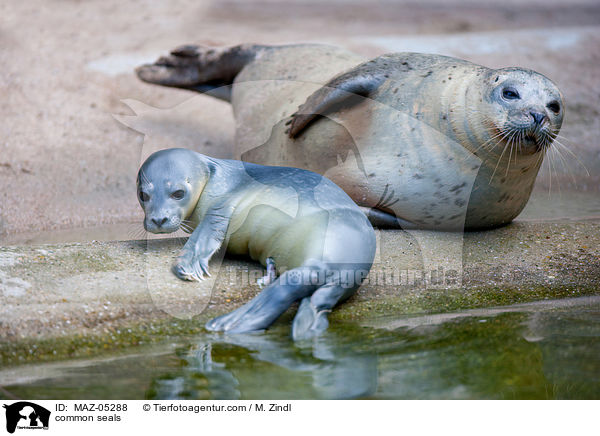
1,298 -> 598,400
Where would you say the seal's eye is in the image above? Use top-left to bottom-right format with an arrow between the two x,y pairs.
171,190 -> 185,200
547,101 -> 560,114
502,88 -> 520,100
139,191 -> 149,202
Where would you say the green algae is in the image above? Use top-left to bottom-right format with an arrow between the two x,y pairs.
0,318 -> 206,367
1,284 -> 597,368
332,284 -> 599,322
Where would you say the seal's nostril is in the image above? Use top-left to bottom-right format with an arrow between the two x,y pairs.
530,111 -> 546,125
152,217 -> 168,227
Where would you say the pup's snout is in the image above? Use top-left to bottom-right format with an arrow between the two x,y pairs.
152,217 -> 168,227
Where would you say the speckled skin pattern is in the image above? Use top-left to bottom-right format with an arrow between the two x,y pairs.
137,44 -> 564,230
136,148 -> 375,339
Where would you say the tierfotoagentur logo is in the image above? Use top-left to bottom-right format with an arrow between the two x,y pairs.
116,76 -> 478,320
2,402 -> 50,434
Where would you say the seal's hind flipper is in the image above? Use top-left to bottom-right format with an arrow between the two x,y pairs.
136,45 -> 208,88
136,44 -> 264,100
205,267 -> 317,334
287,58 -> 393,137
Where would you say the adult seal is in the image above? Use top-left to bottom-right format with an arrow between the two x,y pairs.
137,148 -> 376,339
137,44 -> 565,230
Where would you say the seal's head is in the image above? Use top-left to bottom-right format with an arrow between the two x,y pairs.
137,148 -> 206,234
477,68 -> 564,156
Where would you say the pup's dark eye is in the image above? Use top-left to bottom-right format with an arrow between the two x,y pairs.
139,191 -> 149,202
547,101 -> 560,114
502,88 -> 520,100
171,190 -> 185,200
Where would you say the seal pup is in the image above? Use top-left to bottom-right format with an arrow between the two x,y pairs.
137,148 -> 376,339
137,44 -> 565,230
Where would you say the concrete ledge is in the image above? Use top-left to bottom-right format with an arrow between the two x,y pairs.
1,221 -> 599,364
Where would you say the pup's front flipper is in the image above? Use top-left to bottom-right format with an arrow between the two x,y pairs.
172,250 -> 211,282
173,206 -> 234,282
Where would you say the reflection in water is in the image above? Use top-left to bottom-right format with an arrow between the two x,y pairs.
146,329 -> 378,400
1,300 -> 599,399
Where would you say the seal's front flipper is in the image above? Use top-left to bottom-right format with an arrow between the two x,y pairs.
358,184 -> 418,229
287,59 -> 390,138
174,203 -> 235,282
136,44 -> 264,100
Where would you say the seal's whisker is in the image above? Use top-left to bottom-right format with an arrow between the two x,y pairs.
550,143 -> 577,186
489,129 -> 516,183
546,145 -> 554,197
537,147 -> 551,197
127,223 -> 148,240
489,150 -> 506,183
553,139 -> 586,171
471,127 -> 511,168
554,142 -> 582,186
518,130 -> 524,162
463,135 -> 500,166
508,129 -> 521,173
180,223 -> 194,234
534,142 -> 546,174
549,145 -> 561,196
134,229 -> 149,240
552,133 -> 578,146
478,128 -> 507,152
503,132 -> 514,177
180,220 -> 196,233
505,136 -> 515,178
469,122 -> 505,154
543,141 -> 559,198
482,128 -> 507,147
552,139 -> 590,176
